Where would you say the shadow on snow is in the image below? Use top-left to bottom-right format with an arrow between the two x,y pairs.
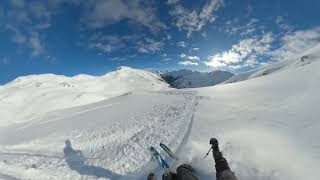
63,139 -> 123,179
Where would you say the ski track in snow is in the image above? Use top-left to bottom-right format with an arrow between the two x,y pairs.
132,93 -> 199,180
0,90 -> 199,180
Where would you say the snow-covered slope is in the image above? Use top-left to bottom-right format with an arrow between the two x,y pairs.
0,45 -> 320,180
224,44 -> 320,84
161,69 -> 233,88
184,44 -> 320,180
0,66 -> 169,127
0,90 -> 197,179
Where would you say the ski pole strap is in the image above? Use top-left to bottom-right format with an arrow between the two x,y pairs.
203,147 -> 212,159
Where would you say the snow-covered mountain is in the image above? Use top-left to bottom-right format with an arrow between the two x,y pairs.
161,69 -> 233,88
0,66 -> 169,127
223,44 -> 320,84
0,45 -> 320,180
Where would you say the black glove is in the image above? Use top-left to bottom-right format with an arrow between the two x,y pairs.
210,138 -> 219,150
162,171 -> 177,180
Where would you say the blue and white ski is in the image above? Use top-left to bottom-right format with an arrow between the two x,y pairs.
160,143 -> 178,160
149,146 -> 170,170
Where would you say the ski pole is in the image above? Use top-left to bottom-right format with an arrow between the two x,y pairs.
203,147 -> 212,159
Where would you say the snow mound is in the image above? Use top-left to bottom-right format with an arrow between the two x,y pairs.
0,66 -> 169,127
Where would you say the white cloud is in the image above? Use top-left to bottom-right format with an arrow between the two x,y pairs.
179,53 -> 187,58
205,59 -> 227,68
82,0 -> 166,33
223,18 -> 259,37
166,34 -> 172,40
276,16 -> 284,25
198,0 -> 222,29
111,57 -> 127,61
272,27 -> 320,60
191,47 -> 200,51
7,1 -> 54,25
205,32 -> 274,69
167,0 -> 179,5
177,41 -> 187,48
3,0 -> 63,57
89,34 -> 141,54
201,31 -> 208,38
5,24 -> 44,56
179,53 -> 201,66
206,27 -> 320,70
178,61 -> 199,66
168,0 -> 223,37
276,16 -> 293,32
92,43 -> 112,53
36,23 -> 51,29
5,24 -> 27,44
187,56 -> 200,61
179,53 -> 200,61
28,32 -> 44,56
246,4 -> 253,17
111,54 -> 137,61
137,38 -> 164,54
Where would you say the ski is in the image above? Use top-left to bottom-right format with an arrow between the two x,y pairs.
149,146 -> 170,170
160,143 -> 178,160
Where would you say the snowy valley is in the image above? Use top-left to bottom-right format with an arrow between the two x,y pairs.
160,70 -> 233,88
0,45 -> 320,180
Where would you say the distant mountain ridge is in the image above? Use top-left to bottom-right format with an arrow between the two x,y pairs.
161,69 -> 234,88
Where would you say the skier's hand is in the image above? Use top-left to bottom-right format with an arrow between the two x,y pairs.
210,138 -> 219,149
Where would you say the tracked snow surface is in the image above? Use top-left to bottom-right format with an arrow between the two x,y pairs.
0,45 -> 320,179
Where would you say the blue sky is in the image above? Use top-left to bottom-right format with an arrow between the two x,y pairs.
0,0 -> 319,84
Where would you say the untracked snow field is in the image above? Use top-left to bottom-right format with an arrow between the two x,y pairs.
0,46 -> 320,179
